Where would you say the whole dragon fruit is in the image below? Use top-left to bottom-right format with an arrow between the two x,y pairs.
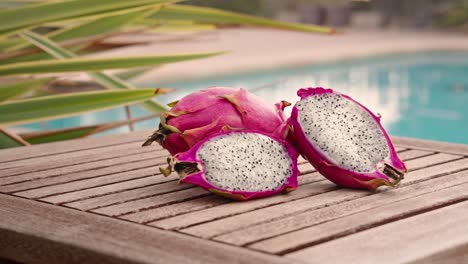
143,87 -> 290,155
289,87 -> 407,190
165,130 -> 299,200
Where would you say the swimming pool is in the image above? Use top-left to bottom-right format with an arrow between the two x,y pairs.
19,51 -> 468,144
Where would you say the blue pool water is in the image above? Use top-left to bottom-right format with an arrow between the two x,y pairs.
19,51 -> 468,144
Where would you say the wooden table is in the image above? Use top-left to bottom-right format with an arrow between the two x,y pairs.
0,130 -> 467,264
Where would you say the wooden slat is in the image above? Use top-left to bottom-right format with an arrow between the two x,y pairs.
148,152 -> 455,232
408,243 -> 468,264
0,194 -> 294,264
45,170 -> 324,210
64,182 -> 195,211
121,150 -> 422,225
210,159 -> 468,246
180,186 -> 368,238
403,158 -> 468,185
19,171 -> 170,200
0,151 -> 165,187
124,172 -> 326,225
402,152 -> 461,171
40,174 -> 176,204
140,149 -> 415,227
0,158 -> 161,193
121,196 -> 231,224
285,201 -> 468,264
0,142 -> 163,177
0,129 -> 152,164
92,188 -> 211,216
250,170 -> 468,254
395,149 -> 433,160
392,135 -> 468,155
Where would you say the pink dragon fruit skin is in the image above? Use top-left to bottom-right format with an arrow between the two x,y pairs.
290,87 -> 407,190
169,130 -> 299,200
143,87 -> 290,155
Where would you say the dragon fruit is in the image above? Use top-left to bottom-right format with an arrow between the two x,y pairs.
163,130 -> 299,200
289,87 -> 407,190
143,87 -> 290,155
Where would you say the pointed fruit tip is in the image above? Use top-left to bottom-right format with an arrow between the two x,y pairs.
141,138 -> 153,147
159,167 -> 172,177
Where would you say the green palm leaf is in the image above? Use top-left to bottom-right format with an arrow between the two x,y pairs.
0,77 -> 50,102
0,88 -> 159,126
0,0 -> 176,35
0,52 -> 223,76
153,4 -> 334,34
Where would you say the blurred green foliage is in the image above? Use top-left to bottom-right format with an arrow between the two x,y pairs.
0,0 -> 332,149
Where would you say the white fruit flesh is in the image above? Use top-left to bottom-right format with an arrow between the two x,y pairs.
196,132 -> 293,192
297,93 -> 390,173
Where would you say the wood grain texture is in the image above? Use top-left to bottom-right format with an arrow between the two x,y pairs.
0,159 -> 161,193
392,136 -> 468,155
0,129 -> 152,164
152,179 -> 337,231
211,160 -> 468,246
181,186 -> 367,239
65,181 -> 196,211
395,149 -> 433,160
18,169 -> 168,200
92,187 -> 211,216
40,174 -> 175,204
121,195 -> 231,224
286,201 -> 468,264
0,151 -> 164,186
0,142 -> 162,178
123,150 -> 418,225
0,194 -> 294,264
402,153 -> 461,171
407,243 -> 468,264
168,154 -> 460,237
249,170 -> 468,254
0,130 -> 466,264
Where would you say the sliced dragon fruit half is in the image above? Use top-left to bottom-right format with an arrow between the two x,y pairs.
164,130 -> 299,200
290,87 -> 407,190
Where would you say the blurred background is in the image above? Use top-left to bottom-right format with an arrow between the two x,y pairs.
186,0 -> 468,29
1,0 -> 467,148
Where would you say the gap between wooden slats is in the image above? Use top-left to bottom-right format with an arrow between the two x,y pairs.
174,155 -> 465,241
0,193 -> 292,264
28,161 -> 312,209
0,151 -> 167,187
20,168 -> 169,200
249,170 -> 468,254
207,158 -> 468,246
0,158 -> 163,194
40,173 -> 176,204
86,170 -> 322,217
71,150 -> 451,228
93,173 -> 327,217
110,149 -> 429,225
121,173 -> 327,224
0,143 -> 164,178
80,150 -> 410,228
0,129 -> 152,164
63,181 -> 196,211
285,200 -> 468,264
34,160 -> 313,209
119,150 -> 420,224
147,151 -> 459,231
